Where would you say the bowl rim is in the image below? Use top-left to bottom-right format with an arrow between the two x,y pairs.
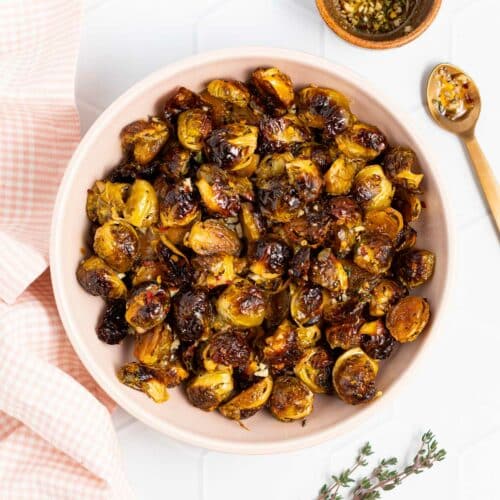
50,46 -> 455,454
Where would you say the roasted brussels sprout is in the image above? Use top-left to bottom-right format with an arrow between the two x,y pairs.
257,180 -> 302,223
353,233 -> 394,275
157,244 -> 193,290
386,296 -> 430,343
93,220 -> 139,273
394,249 -> 435,288
131,260 -> 169,288
186,370 -> 234,411
216,280 -> 266,328
310,249 -> 348,294
352,165 -> 394,211
282,211 -> 331,248
123,179 -> 159,228
106,159 -> 159,183
325,310 -> 364,350
86,181 -> 128,224
172,289 -> 213,342
368,279 -> 407,317
96,300 -> 129,344
207,79 -> 250,107
239,202 -> 265,242
294,347 -> 334,394
264,288 -> 291,330
392,187 -> 422,224
177,108 -> 212,151
324,196 -> 362,227
382,146 -> 423,191
219,376 -> 273,420
202,330 -> 251,371
117,362 -> 169,403
125,283 -> 170,334
157,360 -> 190,388
324,155 -> 359,195
248,237 -> 291,280
288,246 -> 311,283
205,123 -> 259,170
120,117 -> 169,165
333,347 -> 379,405
76,256 -> 127,299
185,219 -> 242,256
363,207 -> 403,242
394,225 -> 417,252
251,67 -> 294,114
158,178 -> 200,227
269,375 -> 314,421
133,323 -> 176,368
158,140 -> 191,181
259,115 -> 311,153
296,324 -> 322,349
192,254 -> 238,289
164,86 -> 204,122
285,158 -> 322,203
336,123 -> 387,160
254,152 -> 292,188
290,284 -> 327,326
359,319 -> 396,360
263,319 -> 301,370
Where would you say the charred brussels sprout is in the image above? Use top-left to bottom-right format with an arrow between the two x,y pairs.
93,220 -> 139,273
264,288 -> 291,330
290,284 -> 327,326
120,117 -> 169,165
251,67 -> 295,114
219,376 -> 273,420
259,115 -> 311,153
294,347 -> 334,394
310,249 -> 348,294
296,324 -> 322,349
164,86 -> 204,122
394,225 -> 417,252
125,283 -> 170,334
216,280 -> 266,328
207,79 -> 250,107
325,310 -> 364,351
192,254 -> 238,289
254,152 -> 292,188
382,146 -> 423,192
368,279 -> 407,317
96,300 -> 129,344
202,330 -> 251,371
285,158 -> 323,203
269,375 -> 314,421
123,179 -> 159,228
386,296 -> 430,343
353,165 -> 394,211
353,233 -> 394,275
86,181 -> 128,224
76,256 -> 127,299
333,347 -> 379,405
288,246 -> 312,283
158,178 -> 200,227
173,289 -> 213,342
324,196 -> 362,227
257,179 -> 302,223
158,141 -> 191,181
324,155 -> 360,195
363,207 -> 403,242
249,237 -> 291,280
239,202 -> 265,242
177,108 -> 213,151
336,123 -> 387,160
186,370 -> 234,411
263,319 -> 301,369
392,188 -> 422,223
134,323 -> 176,368
394,249 -> 435,288
359,319 -> 396,360
157,360 -> 190,388
185,219 -> 242,256
282,211 -> 331,248
117,362 -> 169,403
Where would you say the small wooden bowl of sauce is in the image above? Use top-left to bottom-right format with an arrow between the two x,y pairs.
316,0 -> 441,49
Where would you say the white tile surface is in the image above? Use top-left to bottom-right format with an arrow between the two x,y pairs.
76,1 -> 500,498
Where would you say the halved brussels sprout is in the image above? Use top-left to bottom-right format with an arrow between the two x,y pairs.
207,79 -> 250,107
185,219 -> 242,256
219,376 -> 273,420
249,237 -> 291,280
269,375 -> 314,422
125,283 -> 170,334
133,323 -> 176,368
382,146 -> 423,192
239,202 -> 265,242
158,178 -> 200,227
254,152 -> 293,188
324,196 -> 362,227
158,140 -> 191,181
120,117 -> 169,165
123,179 -> 159,228
117,362 -> 169,403
392,187 -> 422,223
294,347 -> 334,394
259,115 -> 311,153
172,288 -> 213,342
186,370 -> 234,411
310,249 -> 348,294
177,108 -> 213,151
96,300 -> 129,344
333,347 -> 379,405
352,165 -> 394,211
230,153 -> 260,177
336,123 -> 387,160
363,207 -> 404,242
157,360 -> 190,388
359,319 -> 396,360
202,330 -> 251,371
282,211 -> 331,248
368,279 -> 407,317
251,67 -> 295,113
290,284 -> 327,326
288,247 -> 312,284
262,319 -> 301,370
324,155 -> 359,195
325,311 -> 364,351
394,225 -> 417,252
386,296 -> 430,342
86,181 -> 128,224
298,143 -> 338,172
285,158 -> 323,203
264,288 -> 290,330
164,86 -> 204,122
216,280 -> 266,328
192,254 -> 238,289
257,179 -> 302,223
131,260 -> 169,288
394,249 -> 435,288
76,256 -> 127,299
93,220 -> 139,273
353,233 -> 394,275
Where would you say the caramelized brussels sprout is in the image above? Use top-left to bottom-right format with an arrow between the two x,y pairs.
359,319 -> 396,360
325,310 -> 364,350
352,165 -> 394,211
249,237 -> 291,279
202,330 -> 251,371
310,249 -> 348,294
269,375 -> 313,421
386,296 -> 430,342
353,233 -> 394,275
186,370 -> 234,411
254,152 -> 292,188
131,260 -> 169,288
324,196 -> 362,227
86,181 -> 128,224
158,140 -> 191,180
290,284 -> 327,326
172,289 -> 213,342
288,246 -> 311,283
216,280 -> 266,328
282,211 -> 331,248
158,178 -> 200,227
382,146 -> 423,191
239,202 -> 265,242
106,158 -> 158,183
207,79 -> 250,107
264,288 -> 290,330
123,179 -> 159,228
392,187 -> 422,223
185,219 -> 242,256
177,108 -> 213,151
251,67 -> 295,114
125,283 -> 170,334
192,254 -> 238,289
205,123 -> 259,170
219,376 -> 273,420
93,220 -> 139,273
394,249 -> 435,288
333,348 -> 379,405
157,360 -> 190,388
336,123 -> 387,160
394,225 -> 417,252
285,158 -> 323,203
324,155 -> 359,195
298,143 -> 338,172
363,207 -> 403,242
157,244 -> 193,290
296,324 -> 322,349
96,300 -> 129,344
76,256 -> 127,299
368,279 -> 407,317
134,323 -> 176,368
263,319 -> 301,369
259,115 -> 311,153
117,362 -> 169,403
294,347 -> 334,394
164,86 -> 204,122
257,179 -> 302,223
120,117 -> 169,165
230,153 -> 260,177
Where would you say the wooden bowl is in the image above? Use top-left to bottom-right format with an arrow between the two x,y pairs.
316,0 -> 442,49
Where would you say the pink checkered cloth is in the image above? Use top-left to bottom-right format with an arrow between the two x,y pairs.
0,1 -> 133,498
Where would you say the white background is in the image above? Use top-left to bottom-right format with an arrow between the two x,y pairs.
76,1 -> 500,498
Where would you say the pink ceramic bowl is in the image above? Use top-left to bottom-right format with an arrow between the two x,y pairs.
51,48 -> 453,454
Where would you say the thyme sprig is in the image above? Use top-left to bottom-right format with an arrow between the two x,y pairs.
318,430 -> 446,500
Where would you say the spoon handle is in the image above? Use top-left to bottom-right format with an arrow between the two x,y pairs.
462,135 -> 500,232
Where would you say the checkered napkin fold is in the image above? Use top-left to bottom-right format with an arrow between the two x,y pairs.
0,1 -> 133,498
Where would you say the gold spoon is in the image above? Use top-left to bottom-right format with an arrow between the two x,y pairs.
426,63 -> 500,232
